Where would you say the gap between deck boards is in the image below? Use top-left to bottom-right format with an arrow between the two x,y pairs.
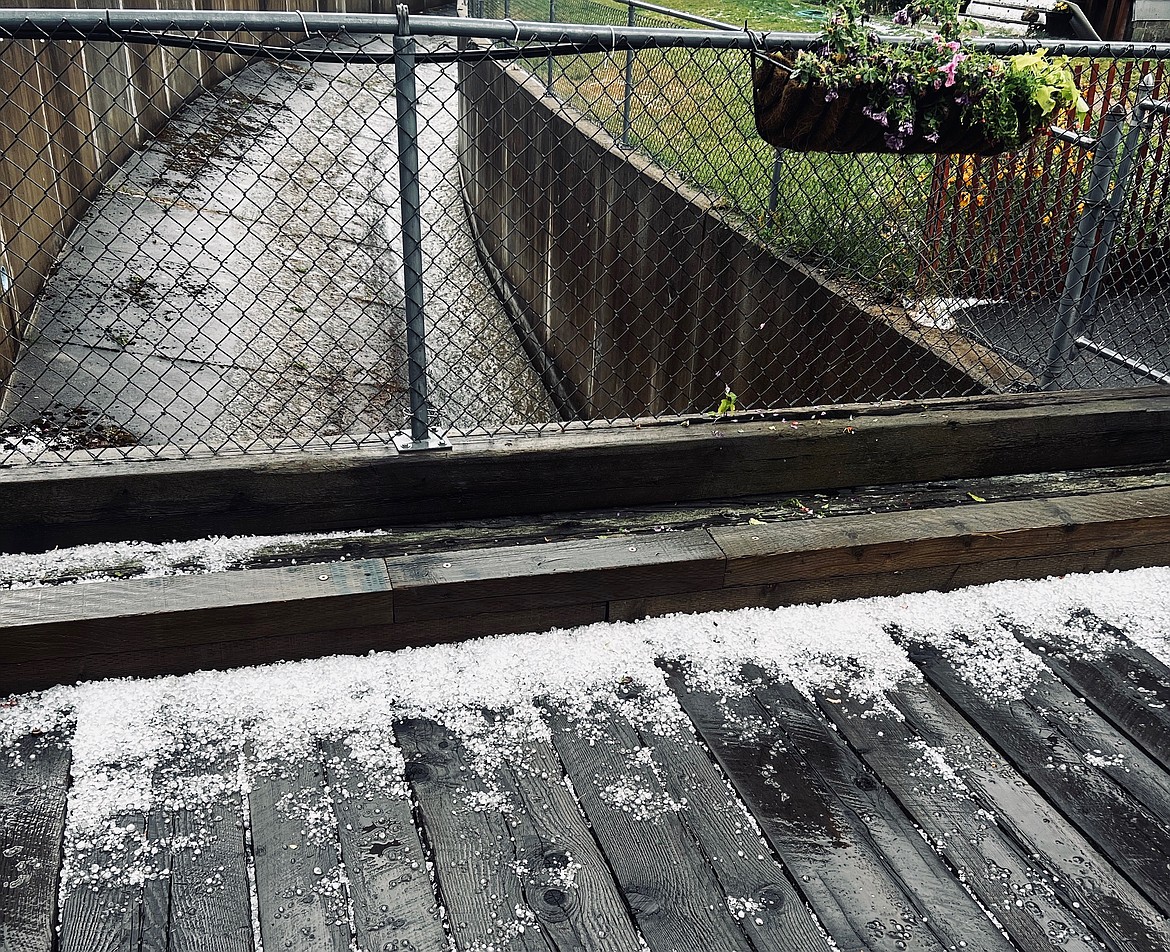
6,482 -> 1170,693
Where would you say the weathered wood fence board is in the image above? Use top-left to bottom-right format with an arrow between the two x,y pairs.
458,56 -> 1028,418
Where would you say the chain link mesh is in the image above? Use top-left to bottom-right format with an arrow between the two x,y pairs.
1,8 -> 1168,464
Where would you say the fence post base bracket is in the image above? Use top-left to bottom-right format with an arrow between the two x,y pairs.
393,433 -> 453,452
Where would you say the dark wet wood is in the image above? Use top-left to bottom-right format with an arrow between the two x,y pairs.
166,776 -> 253,952
0,734 -> 71,952
546,708 -> 759,952
665,664 -> 1014,952
997,640 -> 1170,828
886,677 -> 1170,952
58,811 -> 171,952
322,741 -> 447,952
553,699 -> 833,952
815,687 -> 1103,952
1013,621 -> 1170,772
5,389 -> 1170,553
10,638 -> 1170,952
248,756 -> 351,952
393,718 -> 560,952
481,720 -> 644,950
903,636 -> 1170,917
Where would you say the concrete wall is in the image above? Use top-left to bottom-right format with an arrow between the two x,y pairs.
458,58 -> 1019,421
0,0 -> 422,408
1132,0 -> 1170,39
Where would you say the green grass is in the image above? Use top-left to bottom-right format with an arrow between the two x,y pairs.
493,0 -> 935,291
656,0 -> 824,32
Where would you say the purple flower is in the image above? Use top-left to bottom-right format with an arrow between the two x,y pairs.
862,105 -> 890,127
884,132 -> 906,150
824,88 -> 840,103
899,118 -> 914,134
925,129 -> 940,143
890,78 -> 908,95
893,6 -> 912,25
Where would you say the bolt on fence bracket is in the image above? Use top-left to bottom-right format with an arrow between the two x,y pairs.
392,3 -> 450,453
393,431 -> 452,452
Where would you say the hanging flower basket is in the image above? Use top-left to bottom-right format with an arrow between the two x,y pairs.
752,54 -> 1039,155
753,0 -> 1089,156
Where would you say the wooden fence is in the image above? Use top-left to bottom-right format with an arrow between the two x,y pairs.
0,0 -> 431,410
460,57 -> 1027,417
921,60 -> 1170,300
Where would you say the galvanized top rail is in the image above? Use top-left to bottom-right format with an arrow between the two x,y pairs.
4,7 -> 1170,58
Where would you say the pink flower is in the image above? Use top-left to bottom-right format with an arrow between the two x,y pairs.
938,50 -> 968,87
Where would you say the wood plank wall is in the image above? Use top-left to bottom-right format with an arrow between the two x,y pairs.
458,58 -> 1030,420
0,0 -> 432,410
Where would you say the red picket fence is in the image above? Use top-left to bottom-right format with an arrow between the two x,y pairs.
921,59 -> 1170,300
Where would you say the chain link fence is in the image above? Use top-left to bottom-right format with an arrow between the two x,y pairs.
1,7 -> 1169,465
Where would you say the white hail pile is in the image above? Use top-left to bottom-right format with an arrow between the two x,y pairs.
2,565 -> 1169,926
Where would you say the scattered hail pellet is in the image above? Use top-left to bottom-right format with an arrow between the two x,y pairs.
2,565 -> 1168,923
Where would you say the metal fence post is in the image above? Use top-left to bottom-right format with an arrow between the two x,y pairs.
621,0 -> 636,145
546,0 -> 556,92
392,4 -> 449,451
1040,104 -> 1126,390
768,149 -> 783,213
1073,75 -> 1156,340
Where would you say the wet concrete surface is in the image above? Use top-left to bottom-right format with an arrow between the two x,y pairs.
3,28 -> 551,460
951,291 -> 1170,390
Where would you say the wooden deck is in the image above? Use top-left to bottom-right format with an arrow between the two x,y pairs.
3,623 -> 1169,952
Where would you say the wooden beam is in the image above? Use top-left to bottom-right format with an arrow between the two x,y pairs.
385,530 -> 725,623
8,483 -> 1170,694
2,389 -> 1170,553
1,560 -> 393,663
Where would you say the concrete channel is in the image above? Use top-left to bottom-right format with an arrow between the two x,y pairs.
1,27 -> 552,460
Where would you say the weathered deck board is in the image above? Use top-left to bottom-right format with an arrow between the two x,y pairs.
479,725 -> 643,950
814,687 -> 1104,952
885,676 -> 1170,951
322,741 -> 447,952
58,810 -> 171,952
546,708 -> 759,952
394,716 -> 552,952
0,734 -> 71,952
165,759 -> 254,952
902,636 -> 1170,915
1013,621 -> 1170,772
664,663 -> 1013,952
395,717 -> 645,952
554,698 -> 833,952
248,756 -> 352,952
